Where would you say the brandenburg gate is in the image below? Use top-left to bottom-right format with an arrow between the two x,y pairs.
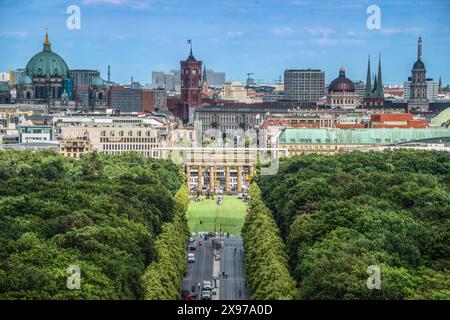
154,147 -> 288,194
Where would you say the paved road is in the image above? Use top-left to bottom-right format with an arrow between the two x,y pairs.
219,237 -> 249,300
181,237 -> 214,299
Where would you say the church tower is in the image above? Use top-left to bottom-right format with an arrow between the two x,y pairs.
180,44 -> 202,121
202,65 -> 209,95
363,54 -> 384,108
408,37 -> 429,112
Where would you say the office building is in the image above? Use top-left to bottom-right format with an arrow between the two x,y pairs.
19,125 -> 55,143
284,69 -> 325,102
69,70 -> 100,86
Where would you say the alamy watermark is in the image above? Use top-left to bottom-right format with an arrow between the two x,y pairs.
367,5 -> 381,30
366,265 -> 381,290
66,265 -> 81,290
66,5 -> 81,30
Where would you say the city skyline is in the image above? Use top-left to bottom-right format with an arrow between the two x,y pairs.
1,0 -> 450,85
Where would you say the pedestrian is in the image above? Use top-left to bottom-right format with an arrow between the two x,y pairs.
238,289 -> 242,297
234,248 -> 237,254
222,271 -> 225,277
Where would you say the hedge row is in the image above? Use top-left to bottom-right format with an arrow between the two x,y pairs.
242,183 -> 297,300
141,184 -> 190,300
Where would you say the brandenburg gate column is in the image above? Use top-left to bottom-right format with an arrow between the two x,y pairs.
237,166 -> 242,193
210,166 -> 216,192
225,166 -> 230,194
197,166 -> 203,194
186,166 -> 191,192
249,166 -> 254,179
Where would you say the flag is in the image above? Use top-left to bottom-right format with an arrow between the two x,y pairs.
187,39 -> 192,44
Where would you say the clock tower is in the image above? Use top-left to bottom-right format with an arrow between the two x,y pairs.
180,45 -> 202,122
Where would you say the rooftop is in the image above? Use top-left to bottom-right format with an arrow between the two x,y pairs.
279,127 -> 450,145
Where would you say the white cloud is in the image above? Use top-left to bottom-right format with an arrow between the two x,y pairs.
304,27 -> 364,47
381,27 -> 424,35
304,27 -> 335,38
82,0 -> 152,9
0,31 -> 29,38
272,27 -> 294,36
226,31 -> 244,38
311,37 -> 365,47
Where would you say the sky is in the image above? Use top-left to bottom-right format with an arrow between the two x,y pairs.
0,0 -> 449,85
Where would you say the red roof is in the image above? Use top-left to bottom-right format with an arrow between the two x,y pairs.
371,113 -> 412,122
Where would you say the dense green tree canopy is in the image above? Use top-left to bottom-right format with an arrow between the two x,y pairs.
256,150 -> 450,300
0,151 -> 183,299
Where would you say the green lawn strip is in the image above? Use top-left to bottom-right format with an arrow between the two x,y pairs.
187,196 -> 247,236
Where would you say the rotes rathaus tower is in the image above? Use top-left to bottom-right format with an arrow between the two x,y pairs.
408,37 -> 429,112
180,43 -> 202,122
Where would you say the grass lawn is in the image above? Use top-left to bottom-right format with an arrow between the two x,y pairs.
187,195 -> 248,236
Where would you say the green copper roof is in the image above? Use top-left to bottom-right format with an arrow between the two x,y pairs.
430,107 -> 450,127
25,32 -> 69,78
279,128 -> 450,145
91,76 -> 105,86
19,74 -> 33,85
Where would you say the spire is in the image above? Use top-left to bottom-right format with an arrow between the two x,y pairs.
43,27 -> 51,52
186,39 -> 196,61
364,55 -> 372,98
373,74 -> 378,93
376,53 -> 384,98
202,65 -> 207,83
438,76 -> 443,94
418,36 -> 422,61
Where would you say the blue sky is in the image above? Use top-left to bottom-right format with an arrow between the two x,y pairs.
1,0 -> 449,85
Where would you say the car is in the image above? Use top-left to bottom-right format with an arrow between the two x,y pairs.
201,289 -> 211,300
188,238 -> 197,250
202,280 -> 212,290
187,253 -> 195,263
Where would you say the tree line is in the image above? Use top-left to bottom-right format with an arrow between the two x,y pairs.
255,150 -> 450,299
242,183 -> 297,299
141,184 -> 190,300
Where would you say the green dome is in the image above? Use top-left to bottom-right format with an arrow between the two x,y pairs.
25,32 -> 69,78
0,81 -> 10,92
430,107 -> 450,127
19,75 -> 33,85
91,76 -> 105,86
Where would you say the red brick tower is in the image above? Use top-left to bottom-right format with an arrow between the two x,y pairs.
180,44 -> 202,121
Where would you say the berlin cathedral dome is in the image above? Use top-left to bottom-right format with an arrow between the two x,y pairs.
16,31 -> 72,108
25,32 -> 69,78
